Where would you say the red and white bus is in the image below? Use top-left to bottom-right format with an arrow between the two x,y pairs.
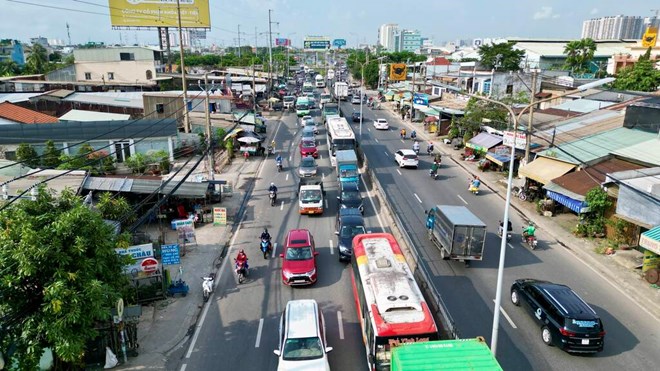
350,233 -> 439,371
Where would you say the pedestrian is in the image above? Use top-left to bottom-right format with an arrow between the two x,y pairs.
243,151 -> 250,161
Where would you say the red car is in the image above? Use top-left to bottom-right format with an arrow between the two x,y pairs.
280,229 -> 319,286
299,139 -> 319,158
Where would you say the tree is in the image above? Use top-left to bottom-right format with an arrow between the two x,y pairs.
563,38 -> 597,74
0,60 -> 22,77
477,41 -> 525,71
0,188 -> 130,368
612,48 -> 660,92
41,140 -> 62,168
455,97 -> 509,140
96,192 -> 135,226
16,143 -> 40,168
48,51 -> 62,63
25,44 -> 49,74
63,54 -> 75,66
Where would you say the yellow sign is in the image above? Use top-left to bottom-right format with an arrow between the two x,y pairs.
108,0 -> 211,28
213,207 -> 227,226
390,63 -> 407,81
642,26 -> 658,48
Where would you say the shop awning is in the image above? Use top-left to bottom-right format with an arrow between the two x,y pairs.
640,226 -> 660,255
546,190 -> 589,214
465,132 -> 503,153
518,157 -> 576,184
486,151 -> 512,167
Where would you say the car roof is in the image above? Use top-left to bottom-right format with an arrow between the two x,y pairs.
340,182 -> 359,191
376,118 -> 387,122
399,149 -> 416,155
286,229 -> 312,247
285,299 -> 320,339
523,280 -> 599,319
302,126 -> 315,132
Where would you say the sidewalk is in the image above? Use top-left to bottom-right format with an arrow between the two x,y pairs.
370,93 -> 660,320
111,115 -> 279,370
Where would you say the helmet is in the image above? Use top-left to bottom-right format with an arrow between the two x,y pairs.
239,249 -> 245,254
264,228 -> 268,233
270,182 -> 275,186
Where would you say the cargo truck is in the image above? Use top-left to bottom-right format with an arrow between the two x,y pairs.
335,150 -> 359,184
391,338 -> 503,371
297,180 -> 325,215
425,205 -> 487,266
334,81 -> 348,101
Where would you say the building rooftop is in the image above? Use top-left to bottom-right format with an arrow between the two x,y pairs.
0,101 -> 58,124
551,99 -> 615,113
59,109 -> 131,122
508,38 -> 639,57
612,138 -> 660,167
534,109 -> 625,148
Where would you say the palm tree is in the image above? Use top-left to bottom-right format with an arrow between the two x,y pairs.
563,38 -> 596,74
0,60 -> 22,76
25,43 -> 49,74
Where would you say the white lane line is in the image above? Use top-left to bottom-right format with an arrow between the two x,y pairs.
367,128 -> 371,132
457,195 -> 468,205
322,173 -> 325,179
396,169 -> 402,176
325,199 -> 329,209
414,193 -> 422,204
384,151 -> 390,157
508,243 -> 514,249
493,300 -> 517,329
337,311 -> 345,340
255,318 -> 265,347
180,364 -> 187,371
319,154 -> 322,159
288,155 -> 292,162
375,138 -> 379,143
285,173 -> 289,181
400,139 -> 404,143
272,242 -> 278,258
329,239 -> 334,255
280,200 -> 284,210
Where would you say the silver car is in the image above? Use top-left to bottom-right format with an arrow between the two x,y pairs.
298,156 -> 318,177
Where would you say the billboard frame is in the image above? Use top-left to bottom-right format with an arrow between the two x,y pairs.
108,0 -> 211,29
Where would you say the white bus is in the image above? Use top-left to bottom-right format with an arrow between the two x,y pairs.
315,74 -> 325,88
326,116 -> 357,166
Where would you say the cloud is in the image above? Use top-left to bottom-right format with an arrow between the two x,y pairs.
590,8 -> 599,15
533,6 -> 559,20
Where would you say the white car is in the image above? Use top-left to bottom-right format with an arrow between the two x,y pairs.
374,118 -> 389,130
300,115 -> 313,127
394,149 -> 419,168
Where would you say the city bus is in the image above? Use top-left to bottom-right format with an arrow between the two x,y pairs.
302,82 -> 314,94
326,116 -> 356,166
315,74 -> 325,88
296,96 -> 311,117
351,233 -> 440,371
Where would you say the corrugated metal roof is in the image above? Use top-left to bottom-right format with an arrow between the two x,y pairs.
60,109 -> 131,122
0,171 -> 86,197
0,92 -> 42,103
0,101 -> 59,124
552,99 -> 614,113
519,157 -> 576,184
545,158 -> 644,197
467,132 -> 502,149
511,39 -> 637,57
131,179 -> 208,198
537,128 -> 656,165
83,176 -> 134,192
63,92 -> 144,108
612,138 -> 660,167
534,110 -> 624,148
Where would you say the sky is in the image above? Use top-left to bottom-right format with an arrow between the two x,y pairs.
0,0 -> 656,47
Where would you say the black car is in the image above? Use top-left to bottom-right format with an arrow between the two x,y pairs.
351,112 -> 361,123
510,279 -> 605,353
272,101 -> 283,111
334,208 -> 365,262
337,182 -> 363,214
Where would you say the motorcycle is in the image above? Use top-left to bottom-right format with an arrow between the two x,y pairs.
202,273 -> 215,302
426,146 -> 434,156
468,182 -> 480,195
269,191 -> 277,206
413,146 -> 420,155
260,237 -> 272,259
267,146 -> 275,155
522,229 -> 538,250
429,168 -> 438,180
235,260 -> 248,284
511,186 -> 527,201
498,226 -> 512,242
276,160 -> 283,172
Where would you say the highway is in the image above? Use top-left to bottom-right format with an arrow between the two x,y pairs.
339,98 -> 660,371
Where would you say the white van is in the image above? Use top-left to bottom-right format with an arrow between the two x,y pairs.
274,299 -> 332,370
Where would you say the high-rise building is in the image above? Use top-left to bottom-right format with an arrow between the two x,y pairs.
394,29 -> 422,52
581,15 -> 659,40
378,23 -> 398,51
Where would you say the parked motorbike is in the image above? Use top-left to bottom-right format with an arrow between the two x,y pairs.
269,191 -> 277,206
235,260 -> 248,284
511,186 -> 528,201
201,273 -> 215,302
260,237 -> 272,259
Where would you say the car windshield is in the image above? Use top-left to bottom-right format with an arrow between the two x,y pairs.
301,190 -> 322,202
282,337 -> 324,361
341,225 -> 366,238
341,191 -> 361,201
302,141 -> 316,148
321,94 -> 331,100
340,169 -> 359,178
297,104 -> 309,110
285,246 -> 313,261
301,158 -> 316,167
305,121 -> 315,127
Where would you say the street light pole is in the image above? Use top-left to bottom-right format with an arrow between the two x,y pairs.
176,0 -> 190,133
359,63 -> 364,140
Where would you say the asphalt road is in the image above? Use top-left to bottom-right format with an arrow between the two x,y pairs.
340,99 -> 660,371
171,101 -> 372,370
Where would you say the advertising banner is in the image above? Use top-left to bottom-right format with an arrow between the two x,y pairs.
332,39 -> 347,48
413,93 -> 429,106
108,0 -> 211,28
304,36 -> 330,50
161,244 -> 181,265
642,26 -> 658,48
213,207 -> 227,226
275,38 -> 290,46
115,243 -> 161,278
390,63 -> 407,81
503,131 -> 527,150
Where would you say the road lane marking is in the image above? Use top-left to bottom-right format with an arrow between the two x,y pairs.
457,195 -> 468,205
493,300 -> 517,329
322,173 -> 325,179
414,193 -> 422,204
180,364 -> 187,371
288,155 -> 292,161
384,151 -> 390,157
337,311 -> 345,340
329,239 -> 334,255
255,318 -> 264,347
508,243 -> 514,249
325,199 -> 329,209
285,173 -> 289,181
280,201 -> 284,210
367,128 -> 371,132
375,138 -> 379,143
272,243 -> 278,258
361,178 -> 385,229
396,169 -> 402,176
400,139 -> 404,143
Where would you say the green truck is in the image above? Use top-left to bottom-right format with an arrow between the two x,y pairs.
391,338 -> 503,371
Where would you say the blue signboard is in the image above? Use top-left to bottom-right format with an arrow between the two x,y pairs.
413,93 -> 429,106
332,39 -> 347,47
304,40 -> 330,49
161,244 -> 181,265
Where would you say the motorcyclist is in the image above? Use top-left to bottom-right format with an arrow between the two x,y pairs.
400,128 -> 406,139
522,223 -> 536,240
235,249 -> 249,271
411,130 -> 417,140
469,176 -> 481,190
499,220 -> 513,236
413,140 -> 420,153
430,161 -> 439,176
261,228 -> 271,242
275,154 -> 282,165
427,142 -> 434,155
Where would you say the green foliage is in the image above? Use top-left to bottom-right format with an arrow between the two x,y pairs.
0,59 -> 22,76
454,97 -> 510,138
582,187 -> 612,236
125,152 -> 148,174
41,140 -> 62,168
125,151 -> 170,174
96,192 -> 135,226
612,48 -> 660,92
563,38 -> 597,74
477,41 -> 525,71
16,143 -> 40,168
0,188 -> 130,368
58,143 -> 113,175
25,43 -> 50,74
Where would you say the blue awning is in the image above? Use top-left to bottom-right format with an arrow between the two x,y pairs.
485,151 -> 512,167
546,190 -> 589,214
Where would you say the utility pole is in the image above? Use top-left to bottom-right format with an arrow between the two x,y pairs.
176,0 -> 190,133
202,73 -> 215,180
254,27 -> 258,113
268,9 -> 274,98
237,24 -> 241,58
524,70 -> 538,163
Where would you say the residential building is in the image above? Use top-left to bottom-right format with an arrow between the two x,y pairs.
30,36 -> 49,48
581,15 -> 658,40
73,46 -> 165,85
0,39 -> 25,66
394,29 -> 423,52
0,101 -> 58,125
378,23 -> 398,51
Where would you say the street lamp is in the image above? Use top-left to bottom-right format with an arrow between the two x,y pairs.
375,56 -> 387,91
445,76 -> 614,356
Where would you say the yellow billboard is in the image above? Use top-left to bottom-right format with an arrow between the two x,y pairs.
642,26 -> 658,48
108,0 -> 211,28
390,63 -> 407,81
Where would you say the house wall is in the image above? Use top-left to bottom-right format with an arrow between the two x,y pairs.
75,60 -> 157,84
616,186 -> 660,227
623,103 -> 660,134
142,95 -> 185,126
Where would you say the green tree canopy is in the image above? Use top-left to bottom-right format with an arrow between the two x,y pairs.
612,48 -> 660,92
478,41 -> 525,71
0,60 -> 22,77
456,97 -> 510,140
16,143 -> 40,168
0,188 -> 130,368
563,38 -> 597,74
41,140 -> 62,168
25,44 -> 49,74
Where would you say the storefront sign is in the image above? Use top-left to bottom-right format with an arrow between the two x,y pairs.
503,131 -> 527,150
161,244 -> 181,265
140,257 -> 159,273
115,243 -> 154,260
177,226 -> 196,242
116,243 -> 160,278
640,233 -> 660,255
213,207 -> 227,226
172,218 -> 194,230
